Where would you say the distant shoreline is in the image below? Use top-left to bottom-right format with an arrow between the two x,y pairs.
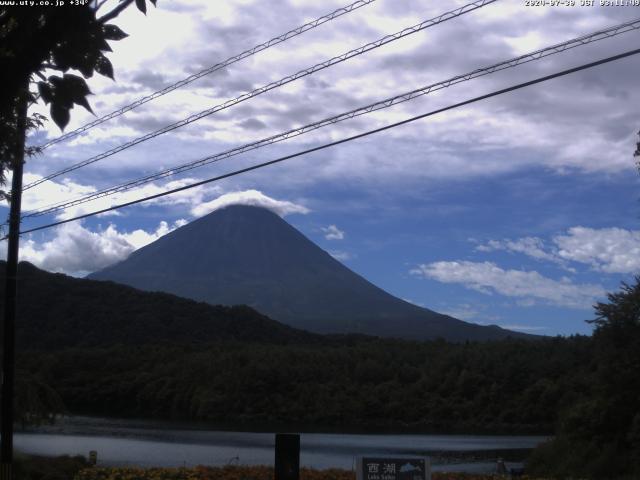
23,414 -> 554,437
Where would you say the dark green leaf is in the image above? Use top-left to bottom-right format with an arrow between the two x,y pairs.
48,75 -> 73,109
48,76 -> 63,87
61,74 -> 94,114
75,96 -> 94,115
50,103 -> 70,130
135,0 -> 147,15
97,36 -> 112,53
75,52 -> 97,78
62,73 -> 91,97
94,53 -> 114,79
37,82 -> 53,105
102,24 -> 128,41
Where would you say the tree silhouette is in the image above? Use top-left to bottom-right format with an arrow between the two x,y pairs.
528,278 -> 640,478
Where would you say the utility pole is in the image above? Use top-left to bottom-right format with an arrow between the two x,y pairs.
635,130 -> 640,158
1,87 -> 28,480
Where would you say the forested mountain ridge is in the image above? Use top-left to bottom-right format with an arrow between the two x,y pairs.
0,261 -> 319,350
89,205 -> 531,342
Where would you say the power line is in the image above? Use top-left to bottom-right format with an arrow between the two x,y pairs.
35,0 -> 378,151
22,16 -> 640,219
12,46 -> 640,239
24,0 -> 497,191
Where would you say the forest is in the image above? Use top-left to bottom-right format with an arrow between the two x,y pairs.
20,336 -> 590,434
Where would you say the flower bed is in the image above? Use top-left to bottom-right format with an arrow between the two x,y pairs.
74,465 -> 541,480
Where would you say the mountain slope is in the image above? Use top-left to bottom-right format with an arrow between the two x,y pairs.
90,205 -> 527,341
0,261 -> 318,350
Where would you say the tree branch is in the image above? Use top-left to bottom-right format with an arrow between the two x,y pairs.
97,0 -> 135,23
94,0 -> 109,12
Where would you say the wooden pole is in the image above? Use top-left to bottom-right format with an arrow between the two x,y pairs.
274,433 -> 300,480
1,88 -> 27,480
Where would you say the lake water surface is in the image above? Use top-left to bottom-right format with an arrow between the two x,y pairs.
17,416 -> 548,474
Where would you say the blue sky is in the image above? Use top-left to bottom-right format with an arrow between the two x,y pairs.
4,0 -> 640,336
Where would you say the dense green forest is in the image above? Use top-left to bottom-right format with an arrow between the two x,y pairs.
20,336 -> 591,434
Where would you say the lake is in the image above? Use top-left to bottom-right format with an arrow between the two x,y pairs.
16,416 -> 548,473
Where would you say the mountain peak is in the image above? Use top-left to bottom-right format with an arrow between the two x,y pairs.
90,208 -> 529,341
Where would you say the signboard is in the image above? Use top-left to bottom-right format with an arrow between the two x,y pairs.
357,457 -> 430,480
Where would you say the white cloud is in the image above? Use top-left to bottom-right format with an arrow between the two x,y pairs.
119,218 -> 187,249
503,31 -> 545,55
322,224 -> 345,240
476,227 -> 640,274
12,173 -> 223,221
476,236 -> 562,264
61,179 -> 221,221
22,177 -> 309,227
329,250 -> 352,261
18,177 -> 306,227
2,220 -> 186,276
20,223 -> 133,277
15,173 -> 96,213
438,303 -> 479,321
411,260 -> 605,309
554,227 -> 640,274
17,174 -> 307,227
191,189 -> 310,218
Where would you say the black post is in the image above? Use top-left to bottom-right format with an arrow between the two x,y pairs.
1,89 -> 27,479
274,433 -> 300,480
